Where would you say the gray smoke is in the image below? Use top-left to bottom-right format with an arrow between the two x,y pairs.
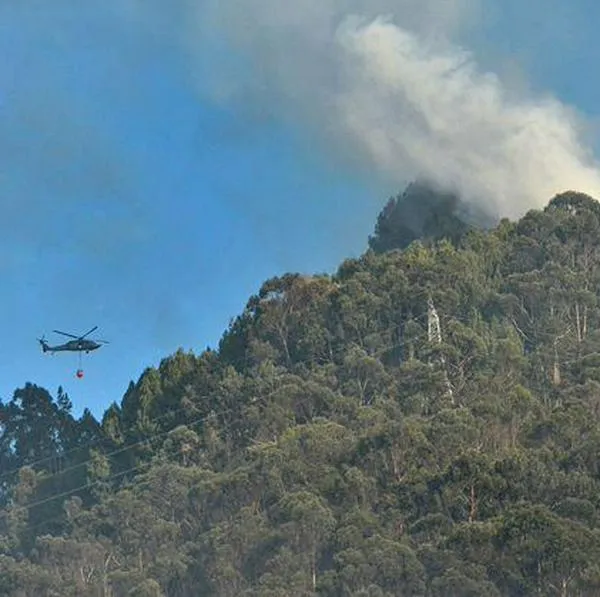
183,0 -> 600,220
5,0 -> 599,225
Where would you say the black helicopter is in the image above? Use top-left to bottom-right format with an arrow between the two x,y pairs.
38,326 -> 109,354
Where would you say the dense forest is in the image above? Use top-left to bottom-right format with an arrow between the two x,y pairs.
2,185 -> 600,596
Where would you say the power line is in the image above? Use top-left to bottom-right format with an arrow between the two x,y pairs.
0,314 -> 434,481
0,407 -> 240,523
0,399 -> 203,483
0,305 -> 494,519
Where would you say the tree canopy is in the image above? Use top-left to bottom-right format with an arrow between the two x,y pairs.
368,179 -> 496,253
1,187 -> 600,596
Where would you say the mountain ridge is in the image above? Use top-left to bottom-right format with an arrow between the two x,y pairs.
1,186 -> 600,596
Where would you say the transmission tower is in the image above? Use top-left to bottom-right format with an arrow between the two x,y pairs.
427,297 -> 442,345
427,297 -> 454,403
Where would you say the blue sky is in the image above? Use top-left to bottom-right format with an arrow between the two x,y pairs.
1,1 -> 599,420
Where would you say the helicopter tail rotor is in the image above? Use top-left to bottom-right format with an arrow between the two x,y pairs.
37,336 -> 49,352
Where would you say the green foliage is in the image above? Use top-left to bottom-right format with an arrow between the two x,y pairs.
2,188 -> 600,595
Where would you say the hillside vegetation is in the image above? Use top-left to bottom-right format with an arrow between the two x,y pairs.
2,189 -> 600,596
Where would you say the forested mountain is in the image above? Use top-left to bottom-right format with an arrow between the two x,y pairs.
2,188 -> 600,596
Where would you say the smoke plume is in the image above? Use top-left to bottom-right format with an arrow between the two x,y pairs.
189,0 -> 600,219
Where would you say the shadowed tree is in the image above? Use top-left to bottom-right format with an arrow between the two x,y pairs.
368,180 -> 495,254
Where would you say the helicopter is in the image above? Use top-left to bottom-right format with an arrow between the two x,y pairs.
38,326 -> 109,355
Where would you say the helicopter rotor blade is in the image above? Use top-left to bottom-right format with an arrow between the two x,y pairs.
80,326 -> 98,340
53,330 -> 79,339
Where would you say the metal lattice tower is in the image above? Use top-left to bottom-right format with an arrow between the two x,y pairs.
427,297 -> 454,402
427,298 -> 442,345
